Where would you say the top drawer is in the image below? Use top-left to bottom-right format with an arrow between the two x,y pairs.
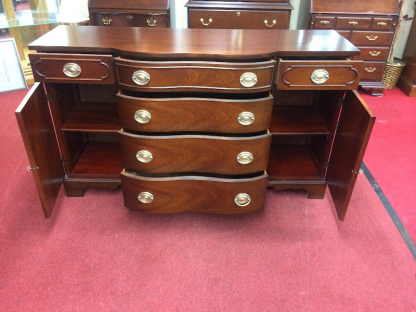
116,58 -> 276,93
30,53 -> 115,84
91,13 -> 169,28
336,17 -> 371,30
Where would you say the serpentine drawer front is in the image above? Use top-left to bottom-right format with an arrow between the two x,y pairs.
121,172 -> 269,214
116,93 -> 273,133
91,13 -> 168,27
115,58 -> 276,92
118,132 -> 272,175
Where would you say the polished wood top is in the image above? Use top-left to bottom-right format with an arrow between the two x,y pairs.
311,0 -> 399,15
29,26 -> 360,60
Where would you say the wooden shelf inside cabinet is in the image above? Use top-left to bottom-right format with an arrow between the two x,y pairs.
62,103 -> 120,132
70,142 -> 122,178
267,145 -> 322,181
269,110 -> 329,135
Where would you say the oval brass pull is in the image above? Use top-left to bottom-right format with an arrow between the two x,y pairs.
369,51 -> 380,56
237,12 -> 240,16
102,16 -> 112,25
366,35 -> 378,41
349,21 -> 358,25
63,63 -> 81,78
237,152 -> 253,164
134,110 -> 151,124
377,22 -> 387,26
365,67 -> 376,73
200,18 -> 212,26
238,112 -> 255,126
264,20 -> 276,28
235,193 -> 251,207
138,192 -> 154,204
240,72 -> 258,87
147,18 -> 156,27
311,69 -> 329,84
320,20 -> 330,25
132,70 -> 150,85
136,150 -> 153,163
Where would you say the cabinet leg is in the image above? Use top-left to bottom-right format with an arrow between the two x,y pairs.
64,182 -> 86,197
360,83 -> 385,97
269,182 -> 327,199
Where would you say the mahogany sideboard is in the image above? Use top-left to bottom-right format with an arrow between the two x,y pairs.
16,26 -> 375,220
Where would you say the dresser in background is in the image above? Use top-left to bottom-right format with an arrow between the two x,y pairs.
309,0 -> 400,96
186,0 -> 293,29
89,0 -> 170,27
397,18 -> 416,97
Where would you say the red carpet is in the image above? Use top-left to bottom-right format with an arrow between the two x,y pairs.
361,88 -> 416,242
1,89 -> 416,311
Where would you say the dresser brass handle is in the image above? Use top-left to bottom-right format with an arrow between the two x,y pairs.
377,22 -> 387,26
264,20 -> 276,28
237,12 -> 240,16
200,18 -> 212,26
102,16 -> 112,25
365,67 -> 376,73
136,150 -> 153,163
240,72 -> 258,87
138,192 -> 154,204
134,110 -> 151,124
235,193 -> 251,207
238,112 -> 255,125
366,35 -> 378,41
237,152 -> 253,164
349,21 -> 359,25
320,21 -> 330,25
132,70 -> 150,85
311,69 -> 329,84
369,51 -> 380,56
126,15 -> 133,20
63,63 -> 81,78
147,18 -> 156,27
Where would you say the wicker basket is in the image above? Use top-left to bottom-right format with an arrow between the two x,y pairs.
382,58 -> 406,89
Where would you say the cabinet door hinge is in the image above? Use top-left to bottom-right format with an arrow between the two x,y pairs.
337,99 -> 344,107
46,94 -> 53,103
324,161 -> 330,168
61,158 -> 67,165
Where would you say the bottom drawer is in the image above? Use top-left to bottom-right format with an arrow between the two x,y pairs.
362,61 -> 386,80
121,171 -> 268,215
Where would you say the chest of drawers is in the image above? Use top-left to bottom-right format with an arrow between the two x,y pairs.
309,0 -> 400,96
16,26 -> 374,221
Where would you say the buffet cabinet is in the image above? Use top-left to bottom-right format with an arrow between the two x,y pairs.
309,0 -> 400,96
16,26 -> 375,221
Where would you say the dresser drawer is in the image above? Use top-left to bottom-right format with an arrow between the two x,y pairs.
312,16 -> 336,29
276,60 -> 363,90
337,30 -> 351,40
353,47 -> 390,61
121,171 -> 269,214
361,62 -> 385,80
336,17 -> 371,30
116,58 -> 276,93
117,93 -> 273,133
371,18 -> 395,31
188,9 -> 290,29
91,13 -> 168,28
29,53 -> 115,84
350,31 -> 394,47
119,132 -> 271,175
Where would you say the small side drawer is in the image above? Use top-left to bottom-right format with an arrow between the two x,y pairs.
336,17 -> 371,30
119,132 -> 271,175
117,93 -> 273,133
121,171 -> 269,215
350,31 -> 394,47
371,18 -> 394,31
312,16 -> 336,29
116,58 -> 276,93
276,60 -> 363,90
353,47 -> 390,61
29,53 -> 115,84
361,62 -> 385,80
91,13 -> 168,28
188,9 -> 290,29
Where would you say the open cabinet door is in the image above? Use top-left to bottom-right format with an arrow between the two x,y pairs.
15,83 -> 64,218
327,90 -> 375,220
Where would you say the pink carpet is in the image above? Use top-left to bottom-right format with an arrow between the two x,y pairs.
0,89 -> 415,311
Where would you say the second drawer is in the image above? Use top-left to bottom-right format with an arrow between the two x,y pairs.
119,131 -> 271,174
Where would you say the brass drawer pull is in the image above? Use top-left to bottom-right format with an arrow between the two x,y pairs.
132,70 -> 150,85
320,21 -> 330,25
134,110 -> 151,124
311,69 -> 329,84
138,192 -> 154,204
377,22 -> 387,26
136,150 -> 153,163
369,51 -> 381,56
237,12 -> 240,16
237,112 -> 255,125
200,18 -> 212,26
235,193 -> 251,207
126,15 -> 133,20
264,19 -> 276,28
237,152 -> 253,164
349,21 -> 359,25
365,67 -> 376,73
147,18 -> 156,27
240,72 -> 258,87
102,16 -> 112,25
63,63 -> 81,78
366,35 -> 378,41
